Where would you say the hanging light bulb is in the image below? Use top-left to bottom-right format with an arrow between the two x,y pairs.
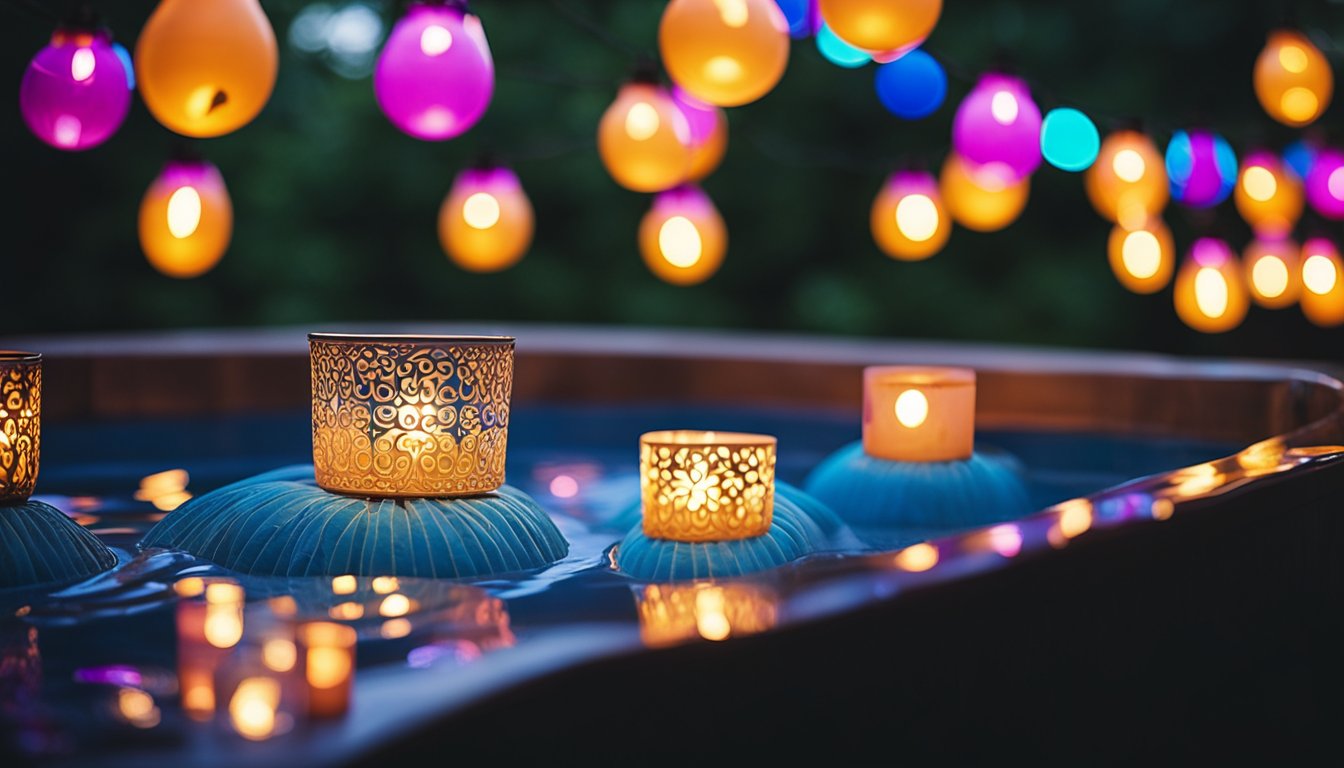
1086,130 -> 1169,226
438,166 -> 533,273
638,185 -> 727,285
1233,151 -> 1303,238
1242,237 -> 1300,309
939,153 -> 1029,232
374,2 -> 494,141
874,49 -> 946,120
817,0 -> 941,54
1254,30 -> 1332,127
659,0 -> 790,107
1304,147 -> 1344,220
1166,130 -> 1237,208
139,159 -> 233,278
135,0 -> 278,138
19,24 -> 131,151
1283,137 -> 1318,181
1173,238 -> 1248,333
1299,238 -> 1344,327
1107,217 -> 1174,294
598,80 -> 692,193
1040,108 -> 1099,172
871,171 -> 949,261
671,86 -> 729,181
951,73 -> 1042,183
775,0 -> 821,39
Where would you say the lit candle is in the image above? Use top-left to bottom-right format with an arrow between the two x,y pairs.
0,352 -> 40,506
640,430 -> 777,541
298,621 -> 356,718
863,366 -> 975,462
174,577 -> 245,721
308,334 -> 515,498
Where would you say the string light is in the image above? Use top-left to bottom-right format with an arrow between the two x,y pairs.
659,0 -> 790,107
871,170 -> 949,261
775,0 -> 821,39
817,0 -> 941,55
1304,147 -> 1344,220
135,0 -> 278,138
815,22 -> 870,68
1254,30 -> 1332,127
439,166 -> 534,272
1107,217 -> 1173,294
1086,130 -> 1168,227
1242,237 -> 1300,309
1283,138 -> 1317,181
19,24 -> 131,151
874,49 -> 946,120
139,158 -> 233,278
1234,150 -> 1302,237
1299,238 -> 1344,327
952,73 -> 1042,183
598,80 -> 692,192
939,153 -> 1029,232
374,2 -> 495,141
639,185 -> 727,285
671,86 -> 729,181
1165,130 -> 1237,208
1039,108 -> 1099,172
1173,238 -> 1248,333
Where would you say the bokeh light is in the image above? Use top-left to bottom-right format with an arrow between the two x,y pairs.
1040,108 -> 1099,172
1173,238 -> 1248,333
874,49 -> 946,120
871,170 -> 950,260
1165,130 -> 1236,208
1242,238 -> 1300,309
1107,217 -> 1174,294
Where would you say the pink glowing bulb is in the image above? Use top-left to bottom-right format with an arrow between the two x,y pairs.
19,27 -> 131,151
951,73 -> 1042,182
373,2 -> 494,141
1305,147 -> 1344,220
670,85 -> 718,148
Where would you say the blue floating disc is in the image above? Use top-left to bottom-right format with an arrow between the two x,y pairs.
139,466 -> 569,578
0,500 -> 117,590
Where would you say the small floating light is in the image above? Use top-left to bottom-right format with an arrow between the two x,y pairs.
863,366 -> 974,462
299,621 -> 356,718
640,430 -> 777,541
0,352 -> 40,506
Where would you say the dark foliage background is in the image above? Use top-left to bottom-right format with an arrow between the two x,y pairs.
2,0 -> 1342,360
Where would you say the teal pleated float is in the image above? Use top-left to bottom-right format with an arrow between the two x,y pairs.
0,501 -> 118,589
804,441 -> 1031,529
615,484 -> 836,581
140,466 -> 569,578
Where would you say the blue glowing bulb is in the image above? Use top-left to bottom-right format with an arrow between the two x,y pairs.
1283,139 -> 1315,180
112,41 -> 135,90
1166,130 -> 1236,207
816,22 -> 869,68
774,0 -> 819,39
1039,108 -> 1099,172
874,49 -> 946,120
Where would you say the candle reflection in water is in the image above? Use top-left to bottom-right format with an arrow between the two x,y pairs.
175,577 -> 244,721
299,622 -> 356,718
636,582 -> 778,647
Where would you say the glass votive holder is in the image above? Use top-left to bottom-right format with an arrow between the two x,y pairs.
0,351 -> 41,505
308,333 -> 515,498
297,621 -> 357,718
640,430 -> 777,541
863,366 -> 976,462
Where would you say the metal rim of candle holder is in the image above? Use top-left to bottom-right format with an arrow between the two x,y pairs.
0,351 -> 41,363
307,333 -> 515,345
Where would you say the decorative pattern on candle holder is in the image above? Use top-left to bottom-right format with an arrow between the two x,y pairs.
310,334 -> 514,498
640,431 -> 777,541
0,352 -> 40,505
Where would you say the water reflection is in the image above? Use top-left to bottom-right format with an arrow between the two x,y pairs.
175,577 -> 244,721
635,582 -> 778,648
136,469 -> 192,512
0,624 -> 41,716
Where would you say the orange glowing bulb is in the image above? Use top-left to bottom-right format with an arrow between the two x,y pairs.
139,159 -> 232,278
658,0 -> 790,107
638,185 -> 727,286
1254,30 -> 1332,127
1234,151 -> 1303,238
1299,238 -> 1344,327
1173,238 -> 1249,333
817,0 -> 941,56
1242,238 -> 1300,309
1085,130 -> 1169,226
871,171 -> 949,261
134,0 -> 278,137
439,166 -> 534,273
939,153 -> 1030,232
1107,217 -> 1174,294
598,81 -> 692,193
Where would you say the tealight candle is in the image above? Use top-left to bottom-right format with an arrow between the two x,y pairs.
863,366 -> 975,462
309,334 -> 515,498
640,430 -> 777,541
298,621 -> 356,718
0,352 -> 41,506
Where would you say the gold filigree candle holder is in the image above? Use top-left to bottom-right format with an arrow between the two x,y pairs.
640,430 -> 777,541
309,334 -> 515,498
0,352 -> 40,506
